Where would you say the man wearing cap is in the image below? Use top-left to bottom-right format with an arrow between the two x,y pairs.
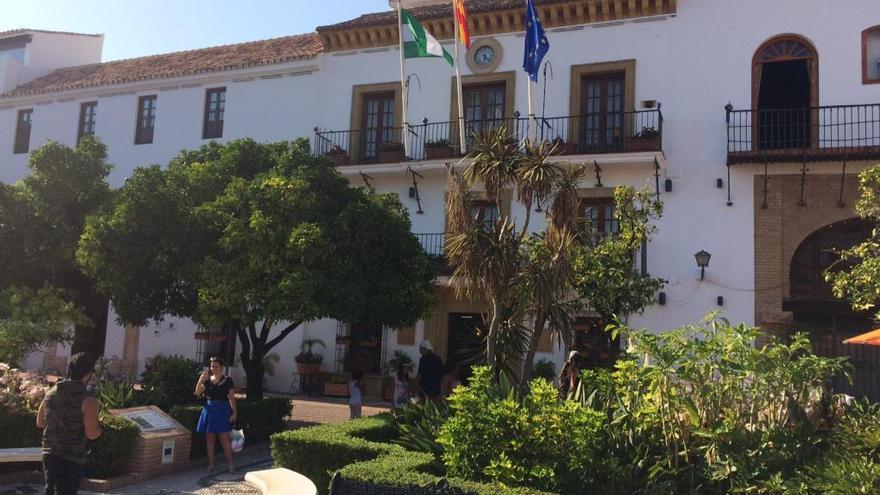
36,352 -> 103,495
417,340 -> 444,401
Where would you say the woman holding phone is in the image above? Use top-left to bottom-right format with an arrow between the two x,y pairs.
194,356 -> 237,473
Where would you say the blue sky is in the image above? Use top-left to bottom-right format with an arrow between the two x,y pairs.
1,0 -> 392,61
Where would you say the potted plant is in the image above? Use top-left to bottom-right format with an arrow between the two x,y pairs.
295,338 -> 325,376
424,138 -> 457,160
323,374 -> 349,397
325,144 -> 350,166
626,126 -> 661,152
549,136 -> 578,155
376,142 -> 406,163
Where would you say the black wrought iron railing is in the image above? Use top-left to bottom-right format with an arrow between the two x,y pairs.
415,233 -> 445,258
726,103 -> 880,164
313,109 -> 664,165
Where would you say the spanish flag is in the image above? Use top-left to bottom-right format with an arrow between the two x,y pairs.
453,0 -> 471,49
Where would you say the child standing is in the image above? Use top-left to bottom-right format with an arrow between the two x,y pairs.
393,363 -> 412,410
349,370 -> 364,420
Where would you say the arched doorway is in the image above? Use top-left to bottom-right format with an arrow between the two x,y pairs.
786,218 -> 878,399
752,35 -> 818,150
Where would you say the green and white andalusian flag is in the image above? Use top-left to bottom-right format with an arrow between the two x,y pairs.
401,9 -> 454,66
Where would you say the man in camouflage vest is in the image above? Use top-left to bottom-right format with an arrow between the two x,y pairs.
36,352 -> 103,495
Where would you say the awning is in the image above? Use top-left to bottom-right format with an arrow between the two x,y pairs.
843,329 -> 880,346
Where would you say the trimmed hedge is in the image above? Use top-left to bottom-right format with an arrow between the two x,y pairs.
86,415 -> 140,478
0,410 -> 41,448
170,397 -> 292,459
0,409 -> 138,479
271,415 -> 556,495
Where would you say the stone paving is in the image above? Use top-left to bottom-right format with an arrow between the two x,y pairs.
0,398 -> 391,495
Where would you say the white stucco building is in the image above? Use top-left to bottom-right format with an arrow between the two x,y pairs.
3,0 -> 880,397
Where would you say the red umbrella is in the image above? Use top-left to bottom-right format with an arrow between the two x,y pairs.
843,328 -> 880,346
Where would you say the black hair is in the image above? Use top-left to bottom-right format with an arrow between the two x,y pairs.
352,370 -> 364,381
396,363 -> 410,381
68,352 -> 97,381
209,356 -> 224,367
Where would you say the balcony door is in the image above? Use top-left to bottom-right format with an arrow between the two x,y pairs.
463,83 -> 506,145
361,92 -> 396,161
580,74 -> 625,153
753,36 -> 818,150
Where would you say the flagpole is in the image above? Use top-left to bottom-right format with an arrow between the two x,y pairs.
527,78 -> 536,144
397,0 -> 410,159
453,4 -> 467,156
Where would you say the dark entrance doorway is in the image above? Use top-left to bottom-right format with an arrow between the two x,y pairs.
784,218 -> 879,401
447,313 -> 485,380
753,36 -> 817,151
757,60 -> 811,149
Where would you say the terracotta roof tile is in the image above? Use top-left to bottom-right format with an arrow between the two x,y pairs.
317,0 -> 568,31
2,32 -> 323,98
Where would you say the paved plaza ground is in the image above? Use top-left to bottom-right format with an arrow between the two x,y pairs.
0,398 -> 389,495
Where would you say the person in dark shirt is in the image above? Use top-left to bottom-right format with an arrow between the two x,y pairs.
417,340 -> 444,401
36,352 -> 103,495
194,356 -> 237,474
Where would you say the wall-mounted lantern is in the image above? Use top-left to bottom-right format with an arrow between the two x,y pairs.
694,250 -> 711,281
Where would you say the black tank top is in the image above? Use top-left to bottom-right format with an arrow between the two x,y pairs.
42,380 -> 89,465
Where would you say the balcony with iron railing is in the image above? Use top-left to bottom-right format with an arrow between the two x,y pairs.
726,103 -> 880,165
314,109 -> 663,166
414,223 -> 649,278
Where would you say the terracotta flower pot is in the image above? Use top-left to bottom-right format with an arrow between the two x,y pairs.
324,383 -> 349,397
326,152 -> 350,166
377,150 -> 406,163
296,362 -> 321,376
626,137 -> 661,152
425,146 -> 457,160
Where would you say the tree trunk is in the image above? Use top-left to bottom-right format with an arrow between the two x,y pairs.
486,299 -> 502,381
243,356 -> 265,401
71,294 -> 109,355
521,313 -> 547,389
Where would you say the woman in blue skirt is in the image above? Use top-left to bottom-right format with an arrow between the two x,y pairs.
194,356 -> 237,473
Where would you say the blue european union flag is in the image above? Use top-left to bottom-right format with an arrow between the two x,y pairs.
523,0 -> 549,82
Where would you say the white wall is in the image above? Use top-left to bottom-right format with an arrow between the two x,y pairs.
21,32 -> 102,83
4,0 -> 880,380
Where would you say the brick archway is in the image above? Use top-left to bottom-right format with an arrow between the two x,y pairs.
753,173 -> 862,334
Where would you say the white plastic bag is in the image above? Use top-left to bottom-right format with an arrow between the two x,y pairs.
230,428 -> 245,453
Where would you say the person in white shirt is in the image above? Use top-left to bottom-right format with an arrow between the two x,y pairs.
349,370 -> 364,419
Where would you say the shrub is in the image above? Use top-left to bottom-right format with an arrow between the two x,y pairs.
0,410 -> 40,448
272,415 -> 398,493
86,415 -> 140,479
272,414 -> 554,495
393,400 -> 450,469
438,367 -> 604,493
0,364 -> 49,413
531,359 -> 555,381
140,354 -> 201,412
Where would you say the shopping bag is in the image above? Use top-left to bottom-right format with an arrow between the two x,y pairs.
230,428 -> 245,453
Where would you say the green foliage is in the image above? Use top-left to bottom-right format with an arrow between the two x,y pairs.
0,410 -> 41,448
572,185 -> 665,323
272,414 -> 554,495
86,414 -> 140,479
141,354 -> 201,412
0,287 -> 88,366
438,366 -> 605,493
569,317 -> 848,494
827,164 -> 880,319
393,401 -> 450,469
0,138 -> 113,354
79,139 -> 435,398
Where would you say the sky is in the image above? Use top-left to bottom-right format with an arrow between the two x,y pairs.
0,0 -> 392,62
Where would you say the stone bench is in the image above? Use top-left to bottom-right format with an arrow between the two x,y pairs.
0,448 -> 42,463
244,467 -> 317,495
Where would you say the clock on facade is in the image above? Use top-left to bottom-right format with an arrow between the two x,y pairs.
474,45 -> 495,66
467,38 -> 502,74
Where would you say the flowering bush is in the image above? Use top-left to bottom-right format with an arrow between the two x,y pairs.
0,363 -> 49,413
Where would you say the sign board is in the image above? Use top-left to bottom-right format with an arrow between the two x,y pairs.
118,409 -> 176,433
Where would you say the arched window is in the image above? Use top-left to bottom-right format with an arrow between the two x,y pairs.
789,218 -> 872,301
863,25 -> 880,84
752,35 -> 819,149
